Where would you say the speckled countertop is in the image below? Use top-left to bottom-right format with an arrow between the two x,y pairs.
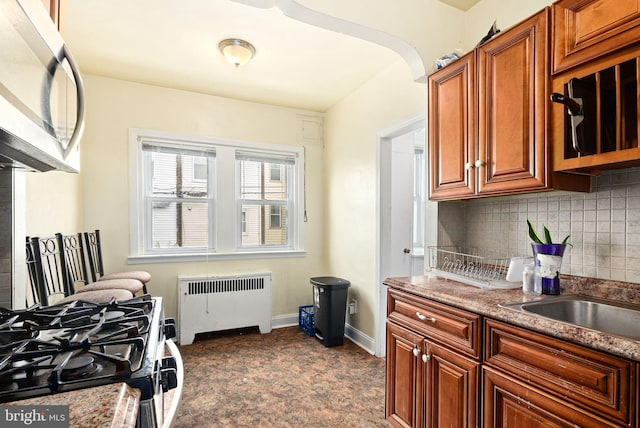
0,383 -> 140,427
384,274 -> 640,362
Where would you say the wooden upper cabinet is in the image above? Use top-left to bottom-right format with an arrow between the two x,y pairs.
553,0 -> 640,74
551,51 -> 640,173
429,53 -> 476,200
477,9 -> 548,195
551,1 -> 640,174
429,9 -> 557,201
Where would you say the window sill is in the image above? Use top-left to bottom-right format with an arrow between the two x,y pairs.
127,250 -> 307,264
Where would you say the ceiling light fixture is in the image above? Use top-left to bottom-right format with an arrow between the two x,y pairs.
218,38 -> 256,67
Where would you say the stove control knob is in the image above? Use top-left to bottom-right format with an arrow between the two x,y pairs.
164,318 -> 177,339
160,367 -> 178,392
162,356 -> 177,370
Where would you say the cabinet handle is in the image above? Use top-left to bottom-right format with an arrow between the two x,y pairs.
464,162 -> 474,170
474,159 -> 485,168
412,347 -> 420,357
416,312 -> 436,323
422,353 -> 431,362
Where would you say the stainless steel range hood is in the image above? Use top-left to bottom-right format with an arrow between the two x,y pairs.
0,0 -> 85,173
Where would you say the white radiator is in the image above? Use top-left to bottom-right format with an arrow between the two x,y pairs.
178,272 -> 272,345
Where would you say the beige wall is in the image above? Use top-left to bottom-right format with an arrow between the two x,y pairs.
77,75 -> 325,320
25,170 -> 83,236
462,0 -> 552,50
324,59 -> 427,338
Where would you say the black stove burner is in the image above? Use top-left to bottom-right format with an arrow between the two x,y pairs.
90,310 -> 125,322
0,295 -> 163,402
61,356 -> 99,381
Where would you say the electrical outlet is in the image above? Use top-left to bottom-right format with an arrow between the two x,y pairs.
348,299 -> 357,315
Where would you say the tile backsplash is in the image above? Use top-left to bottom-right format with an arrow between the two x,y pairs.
439,167 -> 640,284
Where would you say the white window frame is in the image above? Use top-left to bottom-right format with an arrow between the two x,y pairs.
413,145 -> 425,254
192,156 -> 207,182
142,143 -> 215,254
270,205 -> 282,229
270,164 -> 281,181
129,128 -> 306,263
241,210 -> 247,234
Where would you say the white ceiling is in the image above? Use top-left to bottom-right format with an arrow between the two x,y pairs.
60,0 -> 478,112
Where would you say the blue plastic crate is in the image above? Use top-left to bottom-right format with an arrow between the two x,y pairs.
298,305 -> 315,336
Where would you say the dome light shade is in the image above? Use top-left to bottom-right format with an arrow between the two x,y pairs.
218,38 -> 256,67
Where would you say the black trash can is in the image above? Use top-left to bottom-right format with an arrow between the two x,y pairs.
311,276 -> 351,347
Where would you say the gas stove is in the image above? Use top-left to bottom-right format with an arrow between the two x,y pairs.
0,295 -> 180,427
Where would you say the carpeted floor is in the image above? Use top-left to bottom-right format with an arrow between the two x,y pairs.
173,326 -> 391,427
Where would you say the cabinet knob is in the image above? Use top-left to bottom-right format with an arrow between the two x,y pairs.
416,312 -> 437,323
422,353 -> 431,362
464,162 -> 474,170
475,159 -> 485,168
413,347 -> 420,357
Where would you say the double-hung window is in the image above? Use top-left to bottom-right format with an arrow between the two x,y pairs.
143,143 -> 215,253
237,152 -> 293,248
130,129 -> 305,260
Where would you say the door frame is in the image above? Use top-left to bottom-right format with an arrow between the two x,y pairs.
375,113 -> 428,357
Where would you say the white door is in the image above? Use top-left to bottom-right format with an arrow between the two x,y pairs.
389,129 -> 424,277
376,117 -> 429,357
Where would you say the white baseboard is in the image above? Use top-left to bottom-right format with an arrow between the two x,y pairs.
344,323 -> 376,355
271,313 -> 298,329
271,313 -> 376,355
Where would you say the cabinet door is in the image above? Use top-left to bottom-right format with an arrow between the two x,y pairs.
553,0 -> 640,74
386,321 -> 424,428
425,341 -> 478,428
477,9 -> 548,195
483,367 -> 620,427
429,52 -> 476,200
485,318 -> 634,425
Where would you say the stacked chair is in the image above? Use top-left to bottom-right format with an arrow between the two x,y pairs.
25,237 -> 42,308
60,233 -> 145,296
84,230 -> 151,293
27,235 -> 133,307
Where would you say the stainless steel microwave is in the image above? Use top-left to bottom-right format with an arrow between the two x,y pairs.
0,0 -> 85,172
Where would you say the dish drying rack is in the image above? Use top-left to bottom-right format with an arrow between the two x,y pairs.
427,246 -> 522,289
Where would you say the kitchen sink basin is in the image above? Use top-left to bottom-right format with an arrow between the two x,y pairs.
500,295 -> 640,340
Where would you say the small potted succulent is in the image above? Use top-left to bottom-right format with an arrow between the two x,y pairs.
527,219 -> 571,295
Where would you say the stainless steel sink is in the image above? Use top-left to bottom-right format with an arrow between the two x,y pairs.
500,295 -> 640,340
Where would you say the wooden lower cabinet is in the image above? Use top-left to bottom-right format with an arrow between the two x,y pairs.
485,319 -> 634,425
386,321 -> 479,428
483,366 -> 621,427
425,341 -> 478,428
385,288 -> 637,427
386,321 -> 423,428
